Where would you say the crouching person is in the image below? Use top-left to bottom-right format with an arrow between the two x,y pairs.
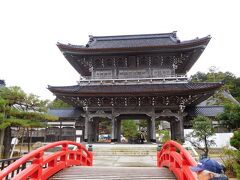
190,158 -> 228,180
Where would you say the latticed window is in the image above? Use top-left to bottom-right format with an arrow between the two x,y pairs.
155,97 -> 165,106
102,97 -> 111,106
105,58 -> 113,67
94,58 -> 103,68
167,96 -> 178,106
164,56 -> 174,68
47,127 -> 60,136
61,127 -> 75,136
114,97 -> 125,106
141,97 -> 152,106
139,57 -> 148,67
128,97 -> 138,106
151,56 -> 160,66
88,97 -> 98,107
117,57 -> 126,67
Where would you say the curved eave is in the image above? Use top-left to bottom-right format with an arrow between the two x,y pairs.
48,82 -> 222,97
57,36 -> 211,55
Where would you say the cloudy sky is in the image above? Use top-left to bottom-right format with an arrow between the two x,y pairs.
0,0 -> 239,100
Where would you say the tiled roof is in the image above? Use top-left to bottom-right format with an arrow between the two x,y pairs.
48,108 -> 81,118
57,32 -> 211,51
48,82 -> 222,95
47,106 -> 224,118
187,106 -> 224,117
199,90 -> 239,106
86,32 -> 179,49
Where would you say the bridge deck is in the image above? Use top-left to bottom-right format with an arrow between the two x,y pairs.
50,166 -> 176,180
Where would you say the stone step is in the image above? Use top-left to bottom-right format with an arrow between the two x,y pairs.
92,148 -> 157,151
90,145 -> 157,156
93,152 -> 156,156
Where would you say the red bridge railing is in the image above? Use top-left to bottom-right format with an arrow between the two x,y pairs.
0,141 -> 92,180
157,140 -> 197,180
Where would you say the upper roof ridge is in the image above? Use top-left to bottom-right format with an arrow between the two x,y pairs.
89,31 -> 177,42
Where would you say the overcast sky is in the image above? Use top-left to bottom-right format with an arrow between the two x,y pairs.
0,0 -> 239,100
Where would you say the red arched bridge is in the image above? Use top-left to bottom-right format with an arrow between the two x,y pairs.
0,140 -> 197,180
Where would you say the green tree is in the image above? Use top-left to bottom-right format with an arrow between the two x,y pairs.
230,129 -> 240,151
191,67 -> 236,84
98,118 -> 111,134
122,120 -> 138,140
157,129 -> 170,143
0,86 -> 58,158
221,130 -> 240,178
218,104 -> 240,131
190,71 -> 208,82
186,116 -> 215,157
48,98 -> 71,108
190,69 -> 240,102
220,148 -> 240,178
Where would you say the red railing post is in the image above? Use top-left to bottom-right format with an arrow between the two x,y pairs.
88,151 -> 93,166
60,142 -> 69,167
77,145 -> 82,163
30,151 -> 44,179
169,144 -> 175,170
157,140 -> 197,180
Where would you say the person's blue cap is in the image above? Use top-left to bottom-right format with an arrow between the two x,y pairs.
190,158 -> 223,174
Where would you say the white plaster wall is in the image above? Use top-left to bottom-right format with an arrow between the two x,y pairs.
184,129 -> 234,148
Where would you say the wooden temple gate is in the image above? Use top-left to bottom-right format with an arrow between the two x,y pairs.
48,32 -> 222,143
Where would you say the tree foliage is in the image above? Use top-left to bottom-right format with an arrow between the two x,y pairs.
218,104 -> 240,130
0,86 -> 58,126
190,68 -> 240,102
222,129 -> 240,178
0,86 -> 58,157
186,116 -> 215,157
98,118 -> 111,134
157,129 -> 170,143
0,118 -> 45,129
220,147 -> 240,178
48,98 -> 71,108
122,120 -> 138,139
230,129 -> 240,151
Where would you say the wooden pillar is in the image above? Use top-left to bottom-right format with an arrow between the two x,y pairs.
172,112 -> 185,142
116,119 -> 121,143
150,115 -> 156,143
95,119 -> 99,142
147,119 -> 151,142
111,115 -> 117,142
84,114 -> 89,142
175,113 -> 185,142
91,119 -> 97,143
88,119 -> 94,143
170,120 -> 176,140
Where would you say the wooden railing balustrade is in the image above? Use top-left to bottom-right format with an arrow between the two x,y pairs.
0,141 -> 92,180
157,140 -> 198,180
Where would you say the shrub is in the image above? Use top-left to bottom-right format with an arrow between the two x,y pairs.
230,129 -> 240,151
220,147 -> 240,178
157,130 -> 170,143
122,120 -> 138,140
